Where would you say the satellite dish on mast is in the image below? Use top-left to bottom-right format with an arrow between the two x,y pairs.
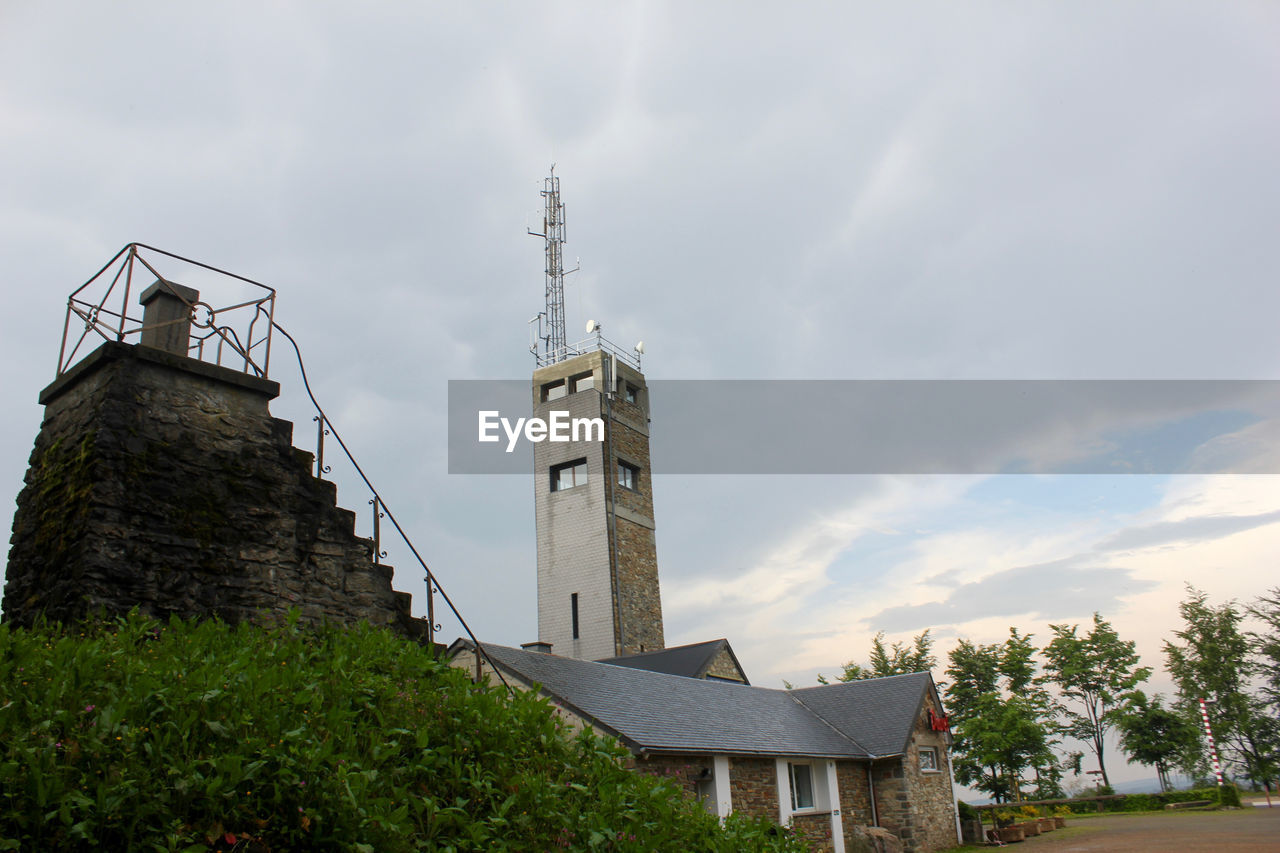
635,341 -> 645,354
585,319 -> 600,333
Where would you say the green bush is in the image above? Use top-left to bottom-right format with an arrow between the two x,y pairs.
0,613 -> 805,852
956,800 -> 978,822
1218,785 -> 1241,807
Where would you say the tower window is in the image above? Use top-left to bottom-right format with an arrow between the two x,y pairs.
623,383 -> 638,404
617,460 -> 639,491
541,380 -> 566,402
550,458 -> 588,491
571,592 -> 580,639
568,371 -> 593,394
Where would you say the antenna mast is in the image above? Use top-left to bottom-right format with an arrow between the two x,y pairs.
529,166 -> 571,364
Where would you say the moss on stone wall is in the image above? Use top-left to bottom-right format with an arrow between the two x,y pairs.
30,431 -> 97,560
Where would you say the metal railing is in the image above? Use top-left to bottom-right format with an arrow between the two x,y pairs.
532,331 -> 642,371
52,244 -> 510,690
58,243 -> 276,379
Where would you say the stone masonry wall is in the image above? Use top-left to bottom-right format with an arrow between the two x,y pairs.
704,646 -> 748,682
871,698 -> 957,852
729,756 -> 778,821
608,397 -> 663,656
901,701 -> 958,852
836,760 -> 875,838
3,342 -> 424,639
630,753 -> 703,799
791,811 -> 834,852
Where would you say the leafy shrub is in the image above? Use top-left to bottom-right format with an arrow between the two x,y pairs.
956,800 -> 978,822
1218,785 -> 1241,807
0,613 -> 805,852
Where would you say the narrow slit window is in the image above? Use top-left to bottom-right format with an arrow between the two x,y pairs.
571,593 -> 580,639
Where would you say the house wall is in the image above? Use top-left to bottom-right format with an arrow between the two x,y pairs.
871,701 -> 957,853
631,754 -> 701,797
704,647 -> 748,683
835,761 -> 875,838
728,756 -> 779,820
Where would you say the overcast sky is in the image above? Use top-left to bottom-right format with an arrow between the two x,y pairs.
3,2 -> 1279,790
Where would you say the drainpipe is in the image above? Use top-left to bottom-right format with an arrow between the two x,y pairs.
867,763 -> 879,827
946,746 -> 962,845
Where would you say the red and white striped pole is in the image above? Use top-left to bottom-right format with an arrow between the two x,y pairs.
1198,698 -> 1223,786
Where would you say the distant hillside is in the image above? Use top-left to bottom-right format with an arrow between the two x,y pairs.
0,613 -> 803,852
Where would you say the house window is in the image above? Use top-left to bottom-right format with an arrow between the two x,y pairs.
550,459 -> 588,491
569,371 -> 593,394
617,460 -> 639,490
541,380 -> 566,402
788,762 -> 815,811
919,746 -> 940,773
571,593 -> 580,639
623,383 -> 638,404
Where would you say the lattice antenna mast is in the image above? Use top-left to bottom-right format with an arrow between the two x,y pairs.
528,166 -> 577,364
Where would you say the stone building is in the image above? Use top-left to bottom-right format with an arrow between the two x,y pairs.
450,641 -> 960,853
492,173 -> 961,849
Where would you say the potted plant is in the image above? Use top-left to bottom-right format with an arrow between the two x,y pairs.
992,809 -> 1026,843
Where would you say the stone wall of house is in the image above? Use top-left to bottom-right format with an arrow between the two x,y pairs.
2,341 -> 425,640
901,701 -> 958,852
791,811 -> 834,851
871,700 -> 957,852
836,760 -> 875,836
631,753 -> 702,798
704,646 -> 748,682
729,756 -> 779,820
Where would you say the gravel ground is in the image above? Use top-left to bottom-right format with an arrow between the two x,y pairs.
986,806 -> 1280,852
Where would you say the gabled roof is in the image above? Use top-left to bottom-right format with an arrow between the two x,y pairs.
790,671 -> 937,757
597,638 -> 749,684
458,641 -> 941,760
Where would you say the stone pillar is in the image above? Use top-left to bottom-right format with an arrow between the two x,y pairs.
138,280 -> 198,356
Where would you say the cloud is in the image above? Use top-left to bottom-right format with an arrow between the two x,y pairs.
865,560 -> 1155,635
1095,510 -> 1280,552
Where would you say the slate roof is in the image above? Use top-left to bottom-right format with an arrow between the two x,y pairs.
463,641 -> 938,760
597,638 -> 749,684
790,671 -> 936,757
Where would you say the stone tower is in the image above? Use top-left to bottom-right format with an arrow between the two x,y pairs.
532,347 -> 663,660
3,275 -> 424,639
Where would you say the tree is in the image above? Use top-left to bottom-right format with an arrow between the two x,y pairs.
1164,585 -> 1279,792
1041,612 -> 1151,787
945,629 -> 1057,803
1115,692 -> 1200,792
825,630 -> 935,682
1247,587 -> 1280,712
